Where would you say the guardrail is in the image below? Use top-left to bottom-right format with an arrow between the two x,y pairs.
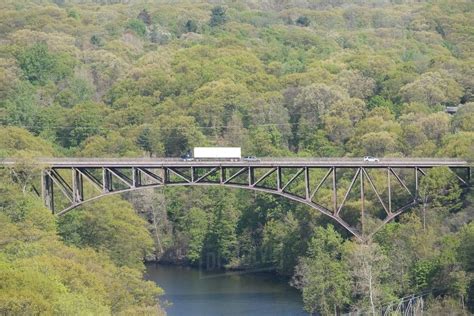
0,157 -> 469,163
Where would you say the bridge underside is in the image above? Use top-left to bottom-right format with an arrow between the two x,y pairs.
39,164 -> 470,241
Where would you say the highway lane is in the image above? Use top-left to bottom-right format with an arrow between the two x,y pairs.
0,157 -> 471,168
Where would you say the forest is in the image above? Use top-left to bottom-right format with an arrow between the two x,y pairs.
0,0 -> 473,314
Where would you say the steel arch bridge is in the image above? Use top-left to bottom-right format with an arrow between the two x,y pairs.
1,158 -> 471,241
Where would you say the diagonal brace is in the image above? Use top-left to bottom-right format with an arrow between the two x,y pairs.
363,169 -> 390,215
309,168 -> 332,201
194,167 -> 219,183
281,168 -> 304,192
252,168 -> 277,187
336,168 -> 361,215
223,167 -> 247,184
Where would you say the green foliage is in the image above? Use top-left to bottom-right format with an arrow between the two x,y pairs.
295,16 -> 310,27
411,259 -> 438,291
90,35 -> 103,47
1,0 -> 473,313
420,167 -> 462,211
183,207 -> 208,264
58,102 -> 108,148
209,6 -> 228,27
0,127 -> 55,156
137,9 -> 152,26
16,42 -> 74,85
0,178 -> 163,315
458,223 -> 474,273
262,212 -> 303,274
58,197 -> 155,270
292,225 -> 350,315
185,20 -> 198,33
79,132 -> 141,157
126,19 -> 147,37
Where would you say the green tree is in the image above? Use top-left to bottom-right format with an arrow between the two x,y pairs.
185,19 -> 198,33
16,42 -> 74,85
137,9 -> 152,26
0,177 -> 164,314
58,102 -> 108,148
127,19 -> 147,37
346,240 -> 395,314
262,212 -> 303,274
209,6 -> 228,27
399,72 -> 463,106
183,207 -> 208,264
452,102 -> 474,132
419,167 -> 462,229
58,197 -> 155,270
157,115 -> 206,157
295,16 -> 310,27
79,132 -> 141,157
16,43 -> 57,84
291,225 -> 351,315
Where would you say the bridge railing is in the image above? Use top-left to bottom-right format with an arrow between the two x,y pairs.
0,157 -> 468,162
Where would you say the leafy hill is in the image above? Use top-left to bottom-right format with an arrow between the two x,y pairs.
1,0 -> 473,314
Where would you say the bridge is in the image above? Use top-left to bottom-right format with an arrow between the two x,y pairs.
1,157 -> 471,241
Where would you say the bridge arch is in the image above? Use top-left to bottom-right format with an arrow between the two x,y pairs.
56,181 -> 369,240
38,162 -> 466,241
0,158 -> 467,241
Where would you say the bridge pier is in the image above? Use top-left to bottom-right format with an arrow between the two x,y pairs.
41,170 -> 54,212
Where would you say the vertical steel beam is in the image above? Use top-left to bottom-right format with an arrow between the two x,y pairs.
248,167 -> 254,186
103,168 -> 112,192
415,167 -> 419,201
304,167 -> 310,201
219,167 -> 223,184
388,167 -> 392,213
72,168 -> 83,203
360,167 -> 365,235
132,167 -> 141,187
277,167 -> 282,191
42,170 -> 54,213
164,167 -> 169,184
332,167 -> 337,214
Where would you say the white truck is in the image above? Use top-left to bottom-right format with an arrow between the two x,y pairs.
192,147 -> 241,160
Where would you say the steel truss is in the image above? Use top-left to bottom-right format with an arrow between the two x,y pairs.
39,164 -> 471,241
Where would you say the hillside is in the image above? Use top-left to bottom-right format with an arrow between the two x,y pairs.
0,0 -> 473,314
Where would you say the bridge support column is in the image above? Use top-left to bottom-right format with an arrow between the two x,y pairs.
415,167 -> 419,202
304,167 -> 310,200
276,167 -> 282,191
103,168 -> 113,192
219,167 -> 224,184
41,170 -> 54,213
132,167 -> 141,187
72,168 -> 83,204
360,168 -> 365,235
388,167 -> 392,213
332,167 -> 337,214
248,167 -> 254,186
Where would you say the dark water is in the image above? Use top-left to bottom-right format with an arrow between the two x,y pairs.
145,263 -> 307,316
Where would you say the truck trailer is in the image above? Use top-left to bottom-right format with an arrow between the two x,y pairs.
193,147 -> 241,160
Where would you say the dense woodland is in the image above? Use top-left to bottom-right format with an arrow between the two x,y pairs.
0,0 -> 473,314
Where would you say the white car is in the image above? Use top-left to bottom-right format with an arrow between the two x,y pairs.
243,156 -> 259,162
364,156 -> 379,162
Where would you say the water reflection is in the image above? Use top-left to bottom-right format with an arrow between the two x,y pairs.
145,263 -> 307,316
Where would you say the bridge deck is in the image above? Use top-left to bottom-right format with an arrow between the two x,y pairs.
0,157 -> 470,168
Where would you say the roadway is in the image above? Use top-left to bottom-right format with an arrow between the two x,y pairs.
0,157 -> 470,168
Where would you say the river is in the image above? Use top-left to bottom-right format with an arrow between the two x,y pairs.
145,263 -> 307,316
